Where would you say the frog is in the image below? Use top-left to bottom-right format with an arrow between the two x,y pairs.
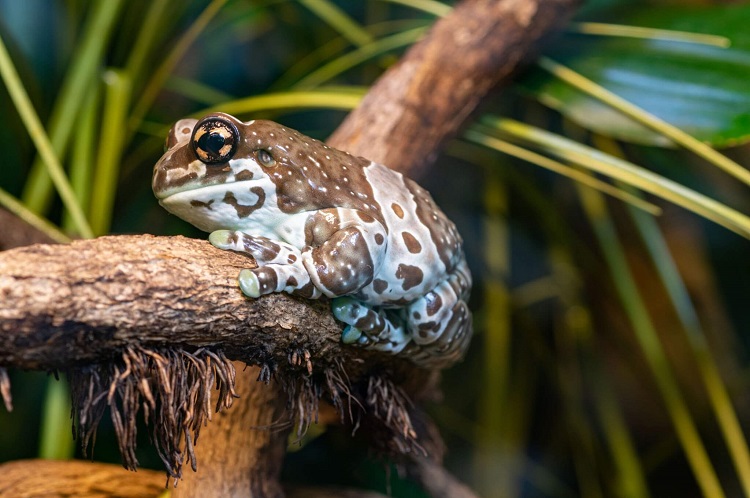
152,112 -> 472,368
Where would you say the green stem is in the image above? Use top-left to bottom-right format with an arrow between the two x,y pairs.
90,70 -> 131,236
38,378 -> 73,460
293,26 -> 426,90
475,173 -> 517,496
0,34 -> 93,238
577,184 -> 725,498
482,117 -> 750,239
127,0 -> 227,140
463,128 -> 661,215
298,0 -> 374,47
20,0 -> 125,215
64,82 -> 100,232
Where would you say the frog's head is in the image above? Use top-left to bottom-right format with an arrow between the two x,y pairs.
153,113 -> 380,232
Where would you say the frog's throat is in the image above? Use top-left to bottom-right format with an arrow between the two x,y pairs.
158,179 -> 273,233
156,179 -> 263,204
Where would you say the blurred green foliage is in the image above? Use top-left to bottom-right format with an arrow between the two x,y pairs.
2,0 -> 750,497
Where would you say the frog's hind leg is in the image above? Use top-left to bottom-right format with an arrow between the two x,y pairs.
209,230 -> 321,299
332,297 -> 408,354
402,262 -> 473,368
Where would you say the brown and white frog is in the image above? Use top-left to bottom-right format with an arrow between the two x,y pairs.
153,113 -> 472,368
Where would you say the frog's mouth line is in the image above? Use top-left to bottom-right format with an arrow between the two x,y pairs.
157,180 -> 263,204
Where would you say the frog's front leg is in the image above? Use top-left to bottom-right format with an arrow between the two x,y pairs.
211,207 -> 387,299
298,208 -> 387,297
209,230 -> 322,299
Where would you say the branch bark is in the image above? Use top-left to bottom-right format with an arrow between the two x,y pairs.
328,0 -> 578,177
0,0 -> 579,496
0,460 -> 390,498
0,460 -> 166,498
0,235 -> 402,377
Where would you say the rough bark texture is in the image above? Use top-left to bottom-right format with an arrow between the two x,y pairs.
0,0 -> 580,496
0,460 -> 166,498
0,235 -> 411,379
172,364 -> 288,498
328,0 -> 578,178
0,460 -> 389,498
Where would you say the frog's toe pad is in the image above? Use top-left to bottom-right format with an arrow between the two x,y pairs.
332,297 -> 366,324
341,325 -> 363,344
209,230 -> 235,249
238,269 -> 261,298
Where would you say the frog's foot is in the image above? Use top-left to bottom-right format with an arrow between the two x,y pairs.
209,230 -> 301,266
332,297 -> 408,354
404,300 -> 472,368
402,269 -> 473,368
210,230 -> 322,299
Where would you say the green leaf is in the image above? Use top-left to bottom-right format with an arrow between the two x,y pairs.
298,0 -> 374,47
519,5 -> 750,148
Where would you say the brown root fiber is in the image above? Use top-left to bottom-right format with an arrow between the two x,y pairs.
69,346 -> 238,481
66,344 -> 436,482
280,358 -> 432,459
365,375 -> 423,456
0,367 -> 11,411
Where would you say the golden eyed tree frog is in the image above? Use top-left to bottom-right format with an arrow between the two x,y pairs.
153,113 -> 472,368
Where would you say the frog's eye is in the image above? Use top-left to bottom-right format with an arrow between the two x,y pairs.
191,116 -> 239,164
256,149 -> 276,168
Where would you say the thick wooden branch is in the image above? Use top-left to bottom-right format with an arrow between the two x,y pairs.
328,0 -> 579,177
0,460 -> 166,498
0,460 -> 390,498
0,235 -> 407,379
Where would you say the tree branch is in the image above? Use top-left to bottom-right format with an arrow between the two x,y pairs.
0,460 -> 391,498
0,460 -> 166,498
0,235 -> 408,378
328,0 -> 579,177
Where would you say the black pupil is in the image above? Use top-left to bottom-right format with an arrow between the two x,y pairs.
199,130 -> 226,155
